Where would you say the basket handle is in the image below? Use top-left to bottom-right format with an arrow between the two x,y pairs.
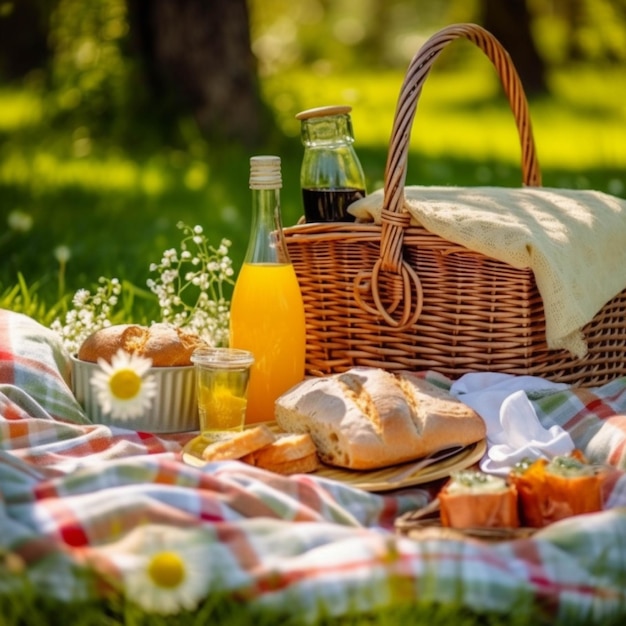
357,23 -> 541,330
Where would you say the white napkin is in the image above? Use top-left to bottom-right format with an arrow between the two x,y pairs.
449,372 -> 575,476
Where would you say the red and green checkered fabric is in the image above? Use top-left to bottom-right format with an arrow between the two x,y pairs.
1,308 -> 626,621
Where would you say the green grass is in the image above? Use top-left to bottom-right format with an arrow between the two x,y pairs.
1,584 -> 623,626
2,60 -> 625,324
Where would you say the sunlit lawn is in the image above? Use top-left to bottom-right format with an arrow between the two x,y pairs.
267,61 -> 626,167
1,60 -> 625,322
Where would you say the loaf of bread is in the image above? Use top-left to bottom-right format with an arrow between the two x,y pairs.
274,367 -> 486,470
77,323 -> 207,366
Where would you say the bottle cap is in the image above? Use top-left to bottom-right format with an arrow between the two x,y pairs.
295,105 -> 352,120
249,155 -> 282,190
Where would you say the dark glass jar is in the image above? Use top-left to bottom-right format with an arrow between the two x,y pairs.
295,105 -> 366,222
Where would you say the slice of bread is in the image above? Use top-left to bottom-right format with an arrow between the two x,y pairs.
241,432 -> 316,466
246,451 -> 319,475
201,424 -> 275,461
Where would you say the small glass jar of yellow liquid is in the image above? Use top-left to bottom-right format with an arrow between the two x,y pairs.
190,347 -> 254,440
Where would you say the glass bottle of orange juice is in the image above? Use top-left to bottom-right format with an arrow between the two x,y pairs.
229,155 -> 306,424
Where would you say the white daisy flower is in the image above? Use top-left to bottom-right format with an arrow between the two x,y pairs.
123,536 -> 212,614
90,349 -> 157,420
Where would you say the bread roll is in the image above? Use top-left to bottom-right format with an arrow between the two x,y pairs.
274,367 -> 486,470
77,323 -> 206,367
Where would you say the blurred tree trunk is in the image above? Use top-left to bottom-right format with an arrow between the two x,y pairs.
126,0 -> 271,146
0,0 -> 57,80
481,0 -> 548,96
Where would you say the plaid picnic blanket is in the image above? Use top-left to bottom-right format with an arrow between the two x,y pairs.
1,309 -> 626,622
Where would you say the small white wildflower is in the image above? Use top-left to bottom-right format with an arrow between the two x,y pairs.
72,289 -> 90,306
161,269 -> 178,285
52,277 -> 124,354
145,222 -> 233,345
51,223 -> 233,352
54,245 -> 71,264
7,210 -> 33,233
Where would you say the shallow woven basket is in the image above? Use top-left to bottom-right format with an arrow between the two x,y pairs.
394,498 -> 536,543
283,23 -> 626,387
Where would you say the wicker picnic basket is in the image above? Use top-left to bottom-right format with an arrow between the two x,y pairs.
283,23 -> 626,387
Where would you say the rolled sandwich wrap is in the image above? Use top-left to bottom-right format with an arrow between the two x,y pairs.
509,451 -> 604,528
439,470 -> 520,529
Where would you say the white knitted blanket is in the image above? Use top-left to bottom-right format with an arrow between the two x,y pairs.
349,186 -> 626,358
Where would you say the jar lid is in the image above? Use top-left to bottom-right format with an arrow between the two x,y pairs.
295,105 -> 352,120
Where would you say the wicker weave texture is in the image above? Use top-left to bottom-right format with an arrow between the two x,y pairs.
284,24 -> 626,387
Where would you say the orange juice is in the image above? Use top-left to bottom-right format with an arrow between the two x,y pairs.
230,262 -> 306,424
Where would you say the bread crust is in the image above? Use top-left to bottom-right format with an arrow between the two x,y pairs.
275,367 -> 486,470
77,323 -> 206,366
